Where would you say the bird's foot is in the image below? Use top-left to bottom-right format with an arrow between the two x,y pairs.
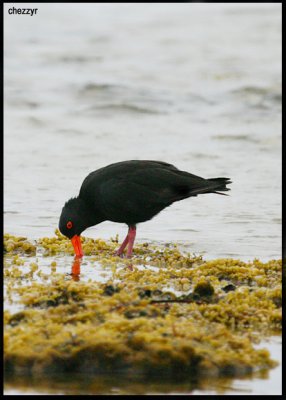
114,251 -> 133,260
114,251 -> 124,258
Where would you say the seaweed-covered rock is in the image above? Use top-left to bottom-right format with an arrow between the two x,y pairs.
3,233 -> 282,379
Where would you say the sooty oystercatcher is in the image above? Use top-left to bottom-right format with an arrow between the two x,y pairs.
59,160 -> 231,257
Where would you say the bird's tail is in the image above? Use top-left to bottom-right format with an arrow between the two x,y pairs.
207,177 -> 232,195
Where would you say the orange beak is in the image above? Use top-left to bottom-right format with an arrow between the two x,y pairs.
71,235 -> 83,257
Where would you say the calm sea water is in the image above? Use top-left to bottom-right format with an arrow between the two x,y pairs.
4,3 -> 282,395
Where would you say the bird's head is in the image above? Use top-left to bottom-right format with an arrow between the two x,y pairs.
59,197 -> 89,257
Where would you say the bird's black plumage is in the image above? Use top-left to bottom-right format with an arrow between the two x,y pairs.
59,160 -> 231,257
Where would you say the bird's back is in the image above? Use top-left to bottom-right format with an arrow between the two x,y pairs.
79,160 -> 177,198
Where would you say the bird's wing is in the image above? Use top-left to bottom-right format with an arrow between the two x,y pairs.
99,177 -> 175,224
123,167 -> 209,198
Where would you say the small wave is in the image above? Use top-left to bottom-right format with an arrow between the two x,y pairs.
213,134 -> 259,143
224,221 -> 251,224
171,228 -> 199,232
59,56 -> 90,63
191,153 -> 219,159
57,129 -> 86,136
229,86 -> 282,110
93,103 -> 162,114
6,99 -> 40,109
27,117 -> 45,126
232,86 -> 269,95
23,101 -> 39,109
78,83 -> 171,114
77,82 -> 211,115
272,218 -> 281,224
80,83 -> 118,94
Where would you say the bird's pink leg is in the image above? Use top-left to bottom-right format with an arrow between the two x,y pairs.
115,226 -> 137,257
126,226 -> 136,258
115,230 -> 130,256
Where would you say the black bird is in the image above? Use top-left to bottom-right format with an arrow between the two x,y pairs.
59,160 -> 231,257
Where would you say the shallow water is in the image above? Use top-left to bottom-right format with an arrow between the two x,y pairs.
4,2 -> 282,396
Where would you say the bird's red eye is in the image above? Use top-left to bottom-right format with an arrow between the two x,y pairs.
66,221 -> 73,229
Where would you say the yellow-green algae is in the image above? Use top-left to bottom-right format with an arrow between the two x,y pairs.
4,232 -> 282,378
4,234 -> 36,255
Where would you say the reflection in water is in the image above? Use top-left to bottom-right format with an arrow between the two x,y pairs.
3,367 -> 273,396
70,256 -> 82,281
69,256 -> 133,281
